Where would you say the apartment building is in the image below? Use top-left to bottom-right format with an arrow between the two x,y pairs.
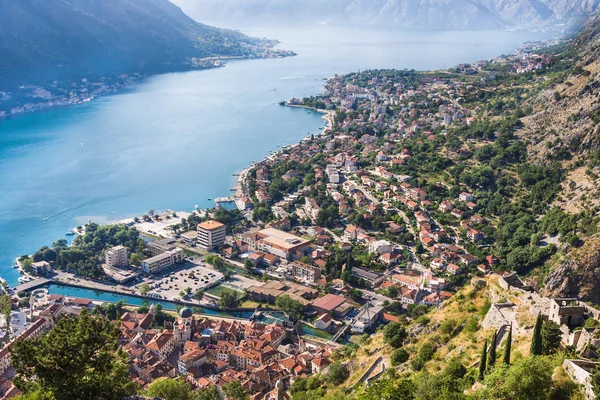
197,220 -> 226,250
141,248 -> 184,274
105,245 -> 128,268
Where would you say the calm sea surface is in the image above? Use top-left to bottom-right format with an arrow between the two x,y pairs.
0,26 -> 550,285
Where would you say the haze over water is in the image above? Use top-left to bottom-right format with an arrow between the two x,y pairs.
0,26 -> 549,285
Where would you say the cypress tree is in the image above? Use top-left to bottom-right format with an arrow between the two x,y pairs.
503,323 -> 512,365
478,339 -> 488,381
488,330 -> 497,370
531,312 -> 543,356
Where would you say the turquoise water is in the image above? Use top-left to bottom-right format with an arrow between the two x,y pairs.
301,323 -> 333,340
0,26 -> 550,285
46,283 -> 254,318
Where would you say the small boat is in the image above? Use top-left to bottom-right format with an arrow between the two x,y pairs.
207,198 -> 212,201
11,264 -> 18,269
43,217 -> 49,221
65,230 -> 76,236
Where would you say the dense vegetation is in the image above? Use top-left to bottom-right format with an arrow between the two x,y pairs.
24,223 -> 145,278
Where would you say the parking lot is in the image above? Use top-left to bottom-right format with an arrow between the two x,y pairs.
127,211 -> 195,239
133,261 -> 224,301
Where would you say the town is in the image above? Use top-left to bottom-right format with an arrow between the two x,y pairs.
1,35 -> 599,399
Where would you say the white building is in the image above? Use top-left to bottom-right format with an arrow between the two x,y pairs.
105,245 -> 128,268
369,240 -> 393,255
141,248 -> 184,274
197,220 -> 226,250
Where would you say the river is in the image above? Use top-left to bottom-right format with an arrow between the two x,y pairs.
0,26 -> 551,286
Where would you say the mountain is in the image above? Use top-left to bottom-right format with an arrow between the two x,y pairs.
172,0 -> 600,31
0,0 -> 278,88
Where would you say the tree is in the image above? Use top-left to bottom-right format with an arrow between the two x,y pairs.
327,362 -> 349,385
488,330 -> 497,370
222,380 -> 249,400
386,285 -> 399,298
11,310 -> 135,400
146,378 -> 193,400
476,356 -> 555,400
275,295 -> 306,319
363,378 -> 416,400
391,348 -> 409,366
531,312 -> 543,356
139,283 -> 151,295
478,339 -> 488,381
195,386 -> 221,400
219,291 -> 240,309
503,324 -> 512,365
592,367 -> 600,398
541,320 -> 562,355
383,322 -> 407,348
347,288 -> 363,302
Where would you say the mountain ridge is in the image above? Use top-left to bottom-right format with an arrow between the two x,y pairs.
172,0 -> 599,31
0,0 -> 279,88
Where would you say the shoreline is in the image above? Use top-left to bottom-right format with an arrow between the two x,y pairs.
0,54 -> 296,121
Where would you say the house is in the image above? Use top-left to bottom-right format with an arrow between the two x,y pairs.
447,264 -> 461,275
451,209 -> 465,219
459,253 -> 478,266
477,264 -> 490,274
467,229 -> 484,242
379,252 -> 402,266
422,292 -> 442,306
314,314 -> 333,331
431,258 -> 446,270
305,198 -> 321,221
398,286 -> 419,305
343,225 -> 360,241
178,349 -> 208,374
369,240 -> 393,255
392,273 -> 422,290
30,261 -> 50,275
438,200 -> 454,213
146,331 -> 175,362
459,192 -> 475,202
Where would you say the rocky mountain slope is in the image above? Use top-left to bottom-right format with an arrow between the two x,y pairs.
172,0 -> 600,31
510,14 -> 600,301
0,0 -> 272,88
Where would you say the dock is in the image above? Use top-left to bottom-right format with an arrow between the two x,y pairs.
14,278 -> 53,292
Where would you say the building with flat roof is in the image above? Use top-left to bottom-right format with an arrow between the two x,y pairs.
105,245 -> 128,268
291,261 -> 321,284
246,281 -> 318,305
351,267 -> 386,288
141,248 -> 184,274
197,220 -> 226,250
148,238 -> 178,256
256,228 -> 310,260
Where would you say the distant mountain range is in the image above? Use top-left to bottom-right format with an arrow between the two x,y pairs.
172,0 -> 600,31
0,0 -> 277,88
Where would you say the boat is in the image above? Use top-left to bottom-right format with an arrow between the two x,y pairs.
207,198 -> 212,201
65,230 -> 76,236
43,217 -> 49,221
11,264 -> 18,269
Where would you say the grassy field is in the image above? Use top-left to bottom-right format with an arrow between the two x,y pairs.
205,284 -> 243,299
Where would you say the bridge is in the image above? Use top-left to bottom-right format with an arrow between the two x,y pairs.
14,278 -> 53,293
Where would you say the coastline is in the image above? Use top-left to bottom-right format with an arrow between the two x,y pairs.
0,54 -> 296,121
